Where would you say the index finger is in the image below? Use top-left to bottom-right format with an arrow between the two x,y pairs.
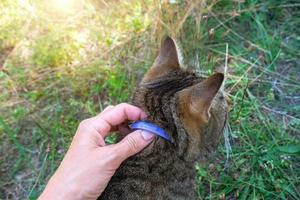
91,103 -> 147,137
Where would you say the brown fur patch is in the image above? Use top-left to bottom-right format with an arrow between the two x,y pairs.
99,37 -> 228,200
143,36 -> 180,82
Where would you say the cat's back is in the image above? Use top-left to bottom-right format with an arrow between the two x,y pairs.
99,143 -> 198,200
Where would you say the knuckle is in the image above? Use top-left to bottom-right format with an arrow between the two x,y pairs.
79,119 -> 88,126
125,135 -> 139,153
109,149 -> 119,161
106,105 -> 114,109
102,105 -> 114,112
118,103 -> 128,108
79,118 -> 92,129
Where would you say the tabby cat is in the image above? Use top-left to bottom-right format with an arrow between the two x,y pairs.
99,36 -> 228,200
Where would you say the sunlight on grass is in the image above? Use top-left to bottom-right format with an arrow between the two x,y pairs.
0,0 -> 299,199
49,0 -> 77,12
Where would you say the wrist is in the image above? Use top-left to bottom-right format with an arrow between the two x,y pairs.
39,173 -> 83,200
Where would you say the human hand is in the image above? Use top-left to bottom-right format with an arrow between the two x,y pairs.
38,103 -> 155,200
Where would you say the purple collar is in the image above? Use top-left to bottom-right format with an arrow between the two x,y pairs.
129,121 -> 171,141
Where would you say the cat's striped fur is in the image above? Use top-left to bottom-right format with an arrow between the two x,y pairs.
99,37 -> 228,200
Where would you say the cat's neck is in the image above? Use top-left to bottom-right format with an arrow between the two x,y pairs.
99,141 -> 199,200
100,140 -> 198,199
128,140 -> 197,178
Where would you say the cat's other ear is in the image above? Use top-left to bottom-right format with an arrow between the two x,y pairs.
142,36 -> 180,82
179,73 -> 224,123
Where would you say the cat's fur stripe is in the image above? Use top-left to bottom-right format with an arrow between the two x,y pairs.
99,36 -> 227,200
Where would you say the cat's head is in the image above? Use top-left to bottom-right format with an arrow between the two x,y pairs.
132,36 -> 228,160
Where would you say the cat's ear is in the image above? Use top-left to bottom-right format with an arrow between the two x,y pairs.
142,36 -> 180,82
179,73 -> 224,123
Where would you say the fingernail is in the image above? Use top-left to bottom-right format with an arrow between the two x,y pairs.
141,130 -> 155,141
141,112 -> 147,120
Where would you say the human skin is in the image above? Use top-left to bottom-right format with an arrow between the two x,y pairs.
38,103 -> 155,200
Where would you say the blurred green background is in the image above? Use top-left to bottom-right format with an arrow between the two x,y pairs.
0,0 -> 299,199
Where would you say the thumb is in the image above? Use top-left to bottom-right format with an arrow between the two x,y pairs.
113,130 -> 155,162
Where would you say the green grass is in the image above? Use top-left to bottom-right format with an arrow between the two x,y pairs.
0,0 -> 299,199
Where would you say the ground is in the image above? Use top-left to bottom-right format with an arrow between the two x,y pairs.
0,0 -> 299,199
